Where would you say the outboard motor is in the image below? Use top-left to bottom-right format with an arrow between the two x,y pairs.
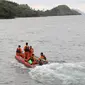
39,59 -> 43,65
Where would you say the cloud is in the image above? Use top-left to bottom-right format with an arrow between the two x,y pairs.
76,3 -> 85,13
77,0 -> 85,3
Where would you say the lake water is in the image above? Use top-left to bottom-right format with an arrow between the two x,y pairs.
0,15 -> 85,85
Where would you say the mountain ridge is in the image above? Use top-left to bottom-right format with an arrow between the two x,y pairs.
0,0 -> 81,19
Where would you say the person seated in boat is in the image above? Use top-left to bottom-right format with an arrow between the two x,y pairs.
16,45 -> 24,58
30,54 -> 38,64
26,54 -> 36,65
24,42 -> 30,61
39,52 -> 46,61
29,46 -> 34,57
38,52 -> 48,65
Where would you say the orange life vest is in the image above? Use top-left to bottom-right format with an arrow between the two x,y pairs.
16,48 -> 24,57
24,46 -> 29,52
16,48 -> 22,53
40,55 -> 46,60
30,48 -> 34,56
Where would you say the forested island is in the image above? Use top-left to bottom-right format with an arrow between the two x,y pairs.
0,0 -> 81,19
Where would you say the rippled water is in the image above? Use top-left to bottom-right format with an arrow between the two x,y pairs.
0,15 -> 85,85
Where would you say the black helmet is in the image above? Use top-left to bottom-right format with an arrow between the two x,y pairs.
18,45 -> 21,47
32,54 -> 34,56
41,52 -> 43,55
26,42 -> 28,45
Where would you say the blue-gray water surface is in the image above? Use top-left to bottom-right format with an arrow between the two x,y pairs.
0,15 -> 85,85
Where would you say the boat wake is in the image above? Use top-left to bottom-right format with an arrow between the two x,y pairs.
29,62 -> 85,85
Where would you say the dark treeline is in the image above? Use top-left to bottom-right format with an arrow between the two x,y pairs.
0,0 -> 81,19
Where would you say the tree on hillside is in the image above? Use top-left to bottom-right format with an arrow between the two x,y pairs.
0,1 -> 81,19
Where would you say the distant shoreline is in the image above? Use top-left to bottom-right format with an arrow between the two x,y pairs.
0,0 -> 81,19
0,15 -> 83,20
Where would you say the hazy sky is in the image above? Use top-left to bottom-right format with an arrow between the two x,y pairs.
9,0 -> 85,12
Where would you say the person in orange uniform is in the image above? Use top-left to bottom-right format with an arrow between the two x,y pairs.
39,52 -> 46,60
16,45 -> 24,58
30,54 -> 38,64
29,46 -> 34,57
38,52 -> 47,65
24,42 -> 30,61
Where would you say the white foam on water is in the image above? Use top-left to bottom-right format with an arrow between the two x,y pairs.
29,62 -> 85,85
